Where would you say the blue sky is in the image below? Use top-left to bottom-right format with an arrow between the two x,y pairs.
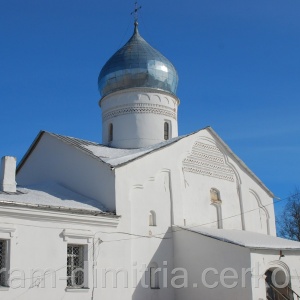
1,0 -> 300,217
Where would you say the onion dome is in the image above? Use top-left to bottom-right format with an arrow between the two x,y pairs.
98,23 -> 178,98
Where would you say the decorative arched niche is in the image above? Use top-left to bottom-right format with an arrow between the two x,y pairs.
149,210 -> 157,226
210,188 -> 223,229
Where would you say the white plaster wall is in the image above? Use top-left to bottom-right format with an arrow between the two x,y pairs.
250,249 -> 300,300
173,229 -> 252,300
112,127 -> 274,299
114,128 -> 276,237
0,206 -> 132,300
100,88 -> 179,148
17,133 -> 116,211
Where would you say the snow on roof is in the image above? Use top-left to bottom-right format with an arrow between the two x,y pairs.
180,226 -> 300,250
17,129 -> 273,197
0,182 -> 109,214
48,131 -> 191,167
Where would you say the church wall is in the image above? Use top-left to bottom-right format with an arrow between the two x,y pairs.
179,129 -> 276,235
17,133 -> 116,211
226,154 -> 276,235
173,229 -> 252,300
113,127 -> 276,249
107,127 -> 276,299
0,206 -> 126,300
114,166 -> 176,299
250,249 -> 300,300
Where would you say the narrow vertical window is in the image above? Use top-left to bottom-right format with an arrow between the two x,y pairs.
210,188 -> 223,229
108,123 -> 113,143
150,265 -> 160,289
164,122 -> 169,140
0,240 -> 7,287
67,244 -> 85,287
149,211 -> 156,226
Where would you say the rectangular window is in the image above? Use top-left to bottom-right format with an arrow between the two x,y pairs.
67,244 -> 84,287
164,122 -> 169,140
150,267 -> 159,289
0,240 -> 7,287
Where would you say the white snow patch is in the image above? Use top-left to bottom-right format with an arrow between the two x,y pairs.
82,135 -> 186,166
181,226 -> 300,250
0,182 -> 105,212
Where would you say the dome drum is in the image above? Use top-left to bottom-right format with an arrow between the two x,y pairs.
100,89 -> 178,149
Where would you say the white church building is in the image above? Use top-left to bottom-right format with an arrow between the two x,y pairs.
1,21 -> 300,300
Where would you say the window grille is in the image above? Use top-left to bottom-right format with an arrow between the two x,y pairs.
67,244 -> 84,287
0,240 -> 6,287
164,122 -> 169,140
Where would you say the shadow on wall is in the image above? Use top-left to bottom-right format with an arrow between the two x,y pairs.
132,229 -> 175,300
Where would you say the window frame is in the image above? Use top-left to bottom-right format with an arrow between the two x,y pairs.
0,227 -> 15,290
67,244 -> 85,288
0,239 -> 8,288
62,229 -> 92,291
164,121 -> 170,140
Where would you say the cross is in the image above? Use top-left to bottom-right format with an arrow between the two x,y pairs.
131,1 -> 142,24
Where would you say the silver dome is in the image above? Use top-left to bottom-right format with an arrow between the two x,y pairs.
98,24 -> 178,97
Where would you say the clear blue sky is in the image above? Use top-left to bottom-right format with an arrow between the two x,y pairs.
1,0 -> 300,217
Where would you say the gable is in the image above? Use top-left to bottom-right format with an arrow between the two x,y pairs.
16,131 -> 116,211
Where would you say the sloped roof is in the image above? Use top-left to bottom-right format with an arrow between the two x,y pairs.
0,182 -> 112,215
17,128 -> 273,197
180,226 -> 300,250
17,130 -> 194,171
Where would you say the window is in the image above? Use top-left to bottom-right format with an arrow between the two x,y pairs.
164,122 -> 169,140
150,266 -> 160,289
108,123 -> 113,143
210,188 -> 223,229
0,240 -> 7,287
149,211 -> 156,226
210,188 -> 221,203
67,244 -> 84,287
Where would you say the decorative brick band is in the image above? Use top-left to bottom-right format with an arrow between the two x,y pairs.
103,103 -> 177,121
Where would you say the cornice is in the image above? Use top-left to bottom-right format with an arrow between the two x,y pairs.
0,206 -> 120,227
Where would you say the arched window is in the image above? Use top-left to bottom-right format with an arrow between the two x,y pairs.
210,188 -> 223,229
108,123 -> 113,143
210,188 -> 221,203
149,211 -> 156,226
164,122 -> 169,140
150,262 -> 160,289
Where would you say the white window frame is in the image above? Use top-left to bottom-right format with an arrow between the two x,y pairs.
67,244 -> 85,288
62,229 -> 93,292
0,227 -> 15,290
0,240 -> 8,287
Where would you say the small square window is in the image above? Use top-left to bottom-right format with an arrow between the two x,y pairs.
66,244 -> 85,288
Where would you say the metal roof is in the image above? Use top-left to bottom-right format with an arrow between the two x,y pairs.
98,24 -> 178,97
